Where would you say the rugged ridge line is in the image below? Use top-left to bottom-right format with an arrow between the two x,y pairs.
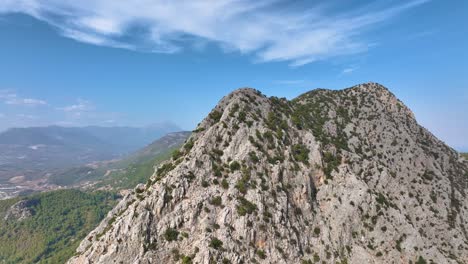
69,83 -> 468,264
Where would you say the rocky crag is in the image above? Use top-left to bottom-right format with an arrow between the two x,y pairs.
69,83 -> 468,264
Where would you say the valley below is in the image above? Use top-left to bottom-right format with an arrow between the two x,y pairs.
0,126 -> 187,199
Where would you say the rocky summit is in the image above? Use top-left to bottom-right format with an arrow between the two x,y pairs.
69,83 -> 468,264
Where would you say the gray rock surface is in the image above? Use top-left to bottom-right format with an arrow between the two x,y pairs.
4,199 -> 37,221
69,83 -> 468,264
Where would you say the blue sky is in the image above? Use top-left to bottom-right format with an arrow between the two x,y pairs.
0,0 -> 467,151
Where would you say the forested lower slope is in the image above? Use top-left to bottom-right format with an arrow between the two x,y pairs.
0,190 -> 119,263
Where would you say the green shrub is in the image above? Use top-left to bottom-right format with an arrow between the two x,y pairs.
171,248 -> 180,260
209,110 -> 223,123
236,197 -> 257,216
235,171 -> 251,194
292,144 -> 309,164
209,237 -> 223,249
201,180 -> 210,188
266,112 -> 280,130
181,255 -> 193,264
235,179 -> 248,194
256,249 -> 266,259
249,151 -> 259,163
212,148 -> 224,157
313,253 -> 320,262
422,170 -> 434,181
238,111 -> 247,122
313,227 -> 320,236
164,228 -> 179,242
263,131 -> 274,144
323,152 -> 340,178
157,162 -> 175,177
184,139 -> 194,151
210,196 -> 222,207
172,149 -> 183,160
415,256 -> 427,264
376,193 -> 388,206
255,129 -> 263,141
221,179 -> 229,189
229,103 -> 240,116
292,114 -> 302,129
230,161 -> 241,172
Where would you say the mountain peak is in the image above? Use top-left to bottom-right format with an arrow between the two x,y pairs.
229,87 -> 261,95
217,87 -> 265,107
349,82 -> 395,98
69,84 -> 468,264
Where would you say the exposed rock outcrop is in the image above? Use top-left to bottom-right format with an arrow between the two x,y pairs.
4,199 -> 37,221
69,83 -> 468,264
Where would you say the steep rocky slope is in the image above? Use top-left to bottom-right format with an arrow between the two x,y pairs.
69,83 -> 468,264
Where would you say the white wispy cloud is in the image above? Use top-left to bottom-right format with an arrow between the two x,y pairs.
342,67 -> 357,74
7,98 -> 47,106
58,98 -> 93,113
57,98 -> 95,120
0,90 -> 47,106
0,0 -> 430,66
56,98 -> 121,124
0,92 -> 129,130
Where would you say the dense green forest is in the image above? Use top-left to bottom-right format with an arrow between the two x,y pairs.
0,190 -> 119,264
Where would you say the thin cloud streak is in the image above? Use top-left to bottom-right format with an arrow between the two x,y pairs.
0,91 -> 130,130
342,67 -> 357,74
58,98 -> 93,113
0,0 -> 430,66
0,90 -> 47,106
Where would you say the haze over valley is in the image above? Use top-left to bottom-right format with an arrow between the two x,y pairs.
0,123 -> 183,198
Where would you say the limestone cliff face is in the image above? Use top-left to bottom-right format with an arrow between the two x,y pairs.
69,83 -> 468,264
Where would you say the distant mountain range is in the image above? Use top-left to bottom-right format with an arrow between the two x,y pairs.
0,123 -> 182,197
48,131 -> 191,189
